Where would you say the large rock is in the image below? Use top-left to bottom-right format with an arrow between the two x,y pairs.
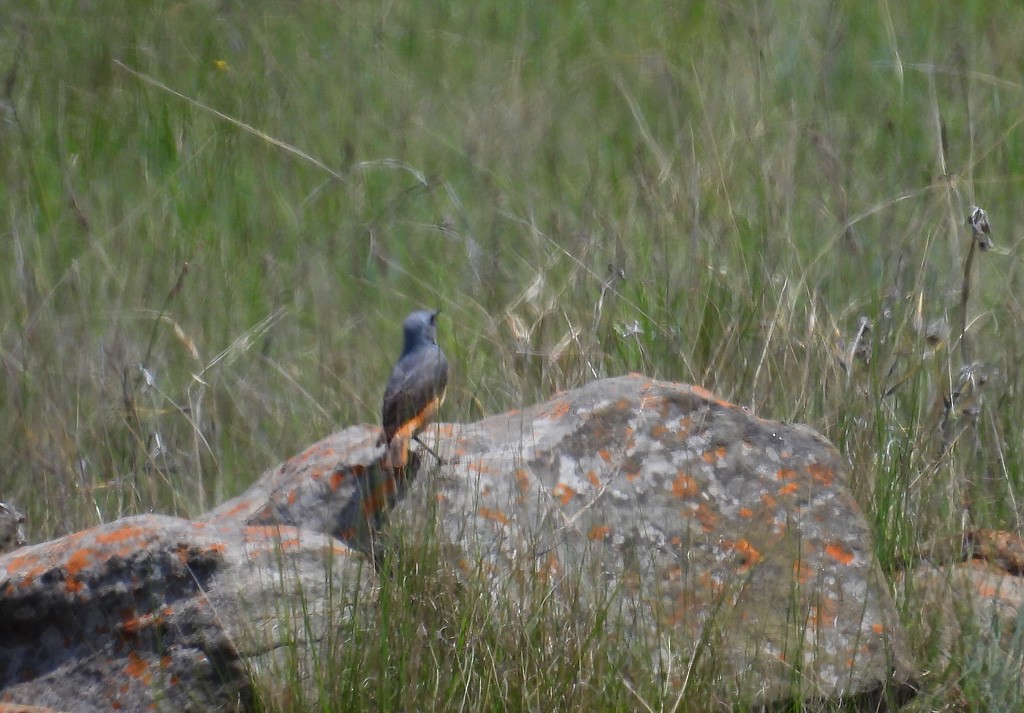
2,375 -> 915,709
0,516 -> 365,711
391,375 -> 916,705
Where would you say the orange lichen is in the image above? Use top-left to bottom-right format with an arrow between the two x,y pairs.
94,528 -> 146,546
615,398 -> 631,410
4,551 -> 42,577
688,385 -> 736,409
811,596 -> 840,629
650,424 -> 668,439
738,507 -> 754,518
777,482 -> 800,497
776,468 -> 798,481
825,543 -> 855,566
64,547 -> 98,578
587,524 -> 612,541
725,539 -> 762,569
538,551 -> 561,580
586,470 -> 601,488
553,483 -> 576,505
119,610 -> 157,638
125,651 -> 151,683
699,570 -> 725,595
700,446 -> 727,464
871,623 -> 885,635
514,468 -> 532,494
807,463 -> 833,486
975,580 -> 999,598
467,459 -> 500,477
541,400 -> 572,420
793,560 -> 814,584
597,449 -> 612,463
477,507 -> 510,526
695,503 -> 718,532
672,472 -> 699,498
292,445 -> 317,464
208,499 -> 251,520
760,493 -> 777,509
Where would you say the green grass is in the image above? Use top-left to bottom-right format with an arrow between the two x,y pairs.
5,0 -> 1024,708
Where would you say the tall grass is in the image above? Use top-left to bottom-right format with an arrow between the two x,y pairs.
4,0 -> 1024,708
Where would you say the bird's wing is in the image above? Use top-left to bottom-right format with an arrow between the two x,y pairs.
381,346 -> 449,442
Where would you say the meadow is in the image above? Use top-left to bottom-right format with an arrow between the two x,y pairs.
3,1 -> 1024,709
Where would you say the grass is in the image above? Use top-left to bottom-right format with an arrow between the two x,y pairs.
4,0 -> 1024,708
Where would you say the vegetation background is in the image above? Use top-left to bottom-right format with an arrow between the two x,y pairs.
3,0 -> 1024,709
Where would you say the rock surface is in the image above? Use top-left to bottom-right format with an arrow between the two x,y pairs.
0,516 -> 365,711
2,375 -> 916,709
390,375 -> 916,705
900,529 -> 1024,678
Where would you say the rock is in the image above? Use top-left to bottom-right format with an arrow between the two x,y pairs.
396,376 -> 915,706
0,504 -> 26,556
0,515 -> 366,711
900,529 -> 1024,680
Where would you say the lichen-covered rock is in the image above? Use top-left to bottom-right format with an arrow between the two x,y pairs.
0,516 -> 365,711
901,530 -> 1024,677
391,375 -> 915,705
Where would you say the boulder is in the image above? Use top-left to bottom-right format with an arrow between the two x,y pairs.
0,516 -> 366,711
387,375 -> 916,706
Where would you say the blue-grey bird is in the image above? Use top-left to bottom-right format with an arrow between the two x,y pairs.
380,310 -> 449,467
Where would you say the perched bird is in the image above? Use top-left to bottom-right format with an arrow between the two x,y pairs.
380,310 -> 449,468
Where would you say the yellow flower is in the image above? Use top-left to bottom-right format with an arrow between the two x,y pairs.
214,59 -> 229,72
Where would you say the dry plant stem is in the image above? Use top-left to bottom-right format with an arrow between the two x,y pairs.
957,232 -> 976,365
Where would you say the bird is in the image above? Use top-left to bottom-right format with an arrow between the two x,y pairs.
379,309 -> 449,468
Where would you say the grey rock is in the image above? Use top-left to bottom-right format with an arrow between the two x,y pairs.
392,376 -> 916,706
0,515 -> 367,711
